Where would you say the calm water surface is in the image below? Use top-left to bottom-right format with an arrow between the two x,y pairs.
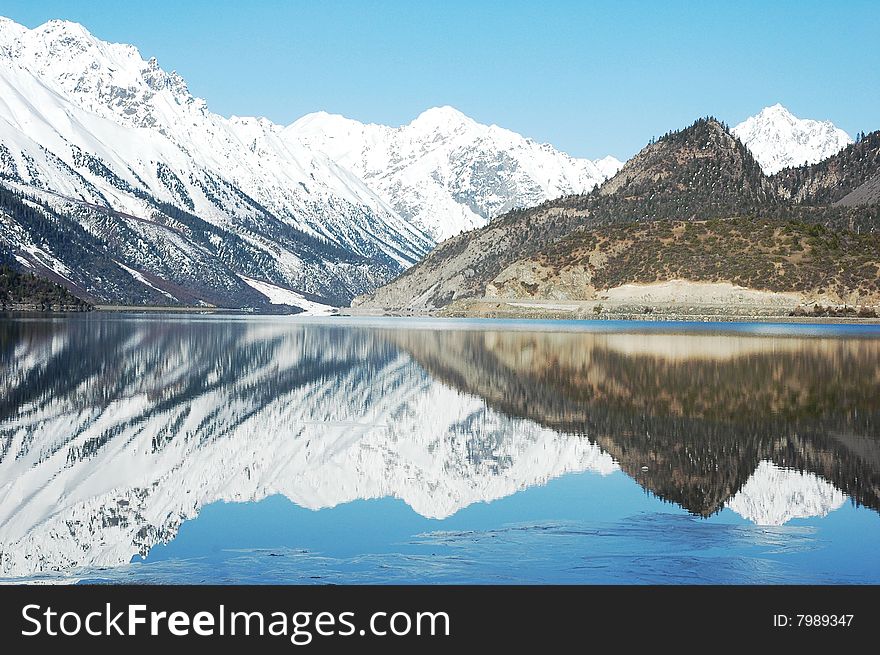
0,314 -> 878,584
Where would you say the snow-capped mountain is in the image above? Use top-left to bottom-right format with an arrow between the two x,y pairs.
0,319 -> 617,578
726,461 -> 847,526
0,17 -> 433,307
285,107 -> 622,241
733,104 -> 852,175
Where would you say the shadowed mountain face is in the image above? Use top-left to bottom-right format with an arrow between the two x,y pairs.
388,328 -> 880,516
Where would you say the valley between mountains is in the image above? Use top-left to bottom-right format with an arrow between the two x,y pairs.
1,17 -> 878,318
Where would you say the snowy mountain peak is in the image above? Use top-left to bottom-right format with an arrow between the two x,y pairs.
409,105 -> 475,131
28,18 -> 137,67
294,110 -> 348,126
0,16 -> 204,129
417,104 -> 468,120
760,103 -> 795,118
288,110 -> 382,138
35,18 -> 94,38
733,104 -> 852,174
285,106 -> 622,240
593,154 -> 625,179
0,15 -> 26,34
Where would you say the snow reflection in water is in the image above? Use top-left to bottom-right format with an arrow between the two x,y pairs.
0,315 -> 878,583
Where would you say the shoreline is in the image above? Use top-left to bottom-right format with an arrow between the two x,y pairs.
94,304 -> 228,313
342,311 -> 880,325
343,298 -> 880,324
3,304 -> 880,325
353,280 -> 880,323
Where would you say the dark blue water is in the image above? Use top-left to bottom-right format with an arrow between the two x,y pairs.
1,315 -> 878,584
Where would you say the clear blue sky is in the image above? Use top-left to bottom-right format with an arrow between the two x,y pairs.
2,0 -> 877,160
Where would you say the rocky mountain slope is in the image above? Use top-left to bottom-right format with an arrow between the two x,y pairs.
733,104 -> 852,175
491,218 -> 880,305
355,117 -> 880,313
285,107 -> 621,241
597,117 -> 775,206
772,129 -> 880,206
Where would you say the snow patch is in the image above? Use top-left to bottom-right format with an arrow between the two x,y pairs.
240,275 -> 336,315
117,261 -> 177,302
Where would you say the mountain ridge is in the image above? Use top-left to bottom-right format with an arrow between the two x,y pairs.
0,17 -> 432,308
772,130 -> 880,206
0,16 -> 625,306
355,117 -> 880,314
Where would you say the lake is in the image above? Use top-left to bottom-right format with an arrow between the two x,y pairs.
1,314 -> 878,584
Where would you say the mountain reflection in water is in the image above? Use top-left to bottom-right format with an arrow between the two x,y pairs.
388,328 -> 880,517
0,315 -> 878,582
